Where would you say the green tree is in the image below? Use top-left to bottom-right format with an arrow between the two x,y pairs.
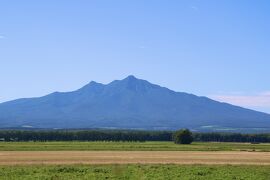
173,129 -> 193,144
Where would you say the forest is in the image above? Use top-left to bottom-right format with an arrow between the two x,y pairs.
0,130 -> 269,143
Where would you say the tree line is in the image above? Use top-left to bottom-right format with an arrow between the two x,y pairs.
0,130 -> 172,142
0,130 -> 269,143
193,132 -> 270,143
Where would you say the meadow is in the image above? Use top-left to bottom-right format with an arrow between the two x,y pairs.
0,141 -> 269,151
1,141 -> 269,179
0,164 -> 269,180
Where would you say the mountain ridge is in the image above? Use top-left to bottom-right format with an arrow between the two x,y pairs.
0,75 -> 270,131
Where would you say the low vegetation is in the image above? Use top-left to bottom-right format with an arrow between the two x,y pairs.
0,141 -> 269,151
0,165 -> 269,180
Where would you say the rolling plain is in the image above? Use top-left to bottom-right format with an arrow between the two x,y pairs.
0,141 -> 269,179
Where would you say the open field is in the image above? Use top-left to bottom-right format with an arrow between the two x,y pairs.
1,141 -> 269,179
0,141 -> 270,151
0,151 -> 269,165
0,164 -> 269,180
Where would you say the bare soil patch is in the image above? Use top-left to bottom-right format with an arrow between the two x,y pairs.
0,151 -> 269,165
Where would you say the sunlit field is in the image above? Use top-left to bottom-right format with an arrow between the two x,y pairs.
0,141 -> 269,151
0,165 -> 269,180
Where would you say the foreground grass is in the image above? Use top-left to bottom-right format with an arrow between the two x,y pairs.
0,141 -> 269,151
0,165 -> 269,180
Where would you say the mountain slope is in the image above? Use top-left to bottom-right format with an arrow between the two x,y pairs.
0,75 -> 270,130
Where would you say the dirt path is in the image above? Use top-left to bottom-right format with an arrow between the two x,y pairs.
0,151 -> 270,165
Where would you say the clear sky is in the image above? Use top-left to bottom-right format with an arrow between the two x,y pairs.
0,0 -> 270,113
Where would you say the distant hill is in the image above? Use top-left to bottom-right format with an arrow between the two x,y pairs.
0,75 -> 270,132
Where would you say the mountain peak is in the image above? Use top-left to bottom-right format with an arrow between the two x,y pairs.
124,75 -> 138,81
89,81 -> 99,85
78,80 -> 104,92
83,81 -> 103,88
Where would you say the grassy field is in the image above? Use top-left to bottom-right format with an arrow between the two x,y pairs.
0,141 -> 269,151
1,142 -> 269,179
0,164 -> 269,180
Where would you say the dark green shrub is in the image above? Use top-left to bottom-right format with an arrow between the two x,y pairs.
173,129 -> 193,144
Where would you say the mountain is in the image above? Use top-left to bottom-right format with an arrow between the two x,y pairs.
0,75 -> 270,131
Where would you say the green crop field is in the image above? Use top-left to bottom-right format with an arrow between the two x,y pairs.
0,164 -> 269,180
0,141 -> 269,151
1,142 -> 270,179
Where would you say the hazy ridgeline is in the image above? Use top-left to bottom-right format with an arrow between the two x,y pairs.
0,130 -> 269,143
1,76 -> 270,130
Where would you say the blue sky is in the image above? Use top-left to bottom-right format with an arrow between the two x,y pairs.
0,0 -> 270,113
